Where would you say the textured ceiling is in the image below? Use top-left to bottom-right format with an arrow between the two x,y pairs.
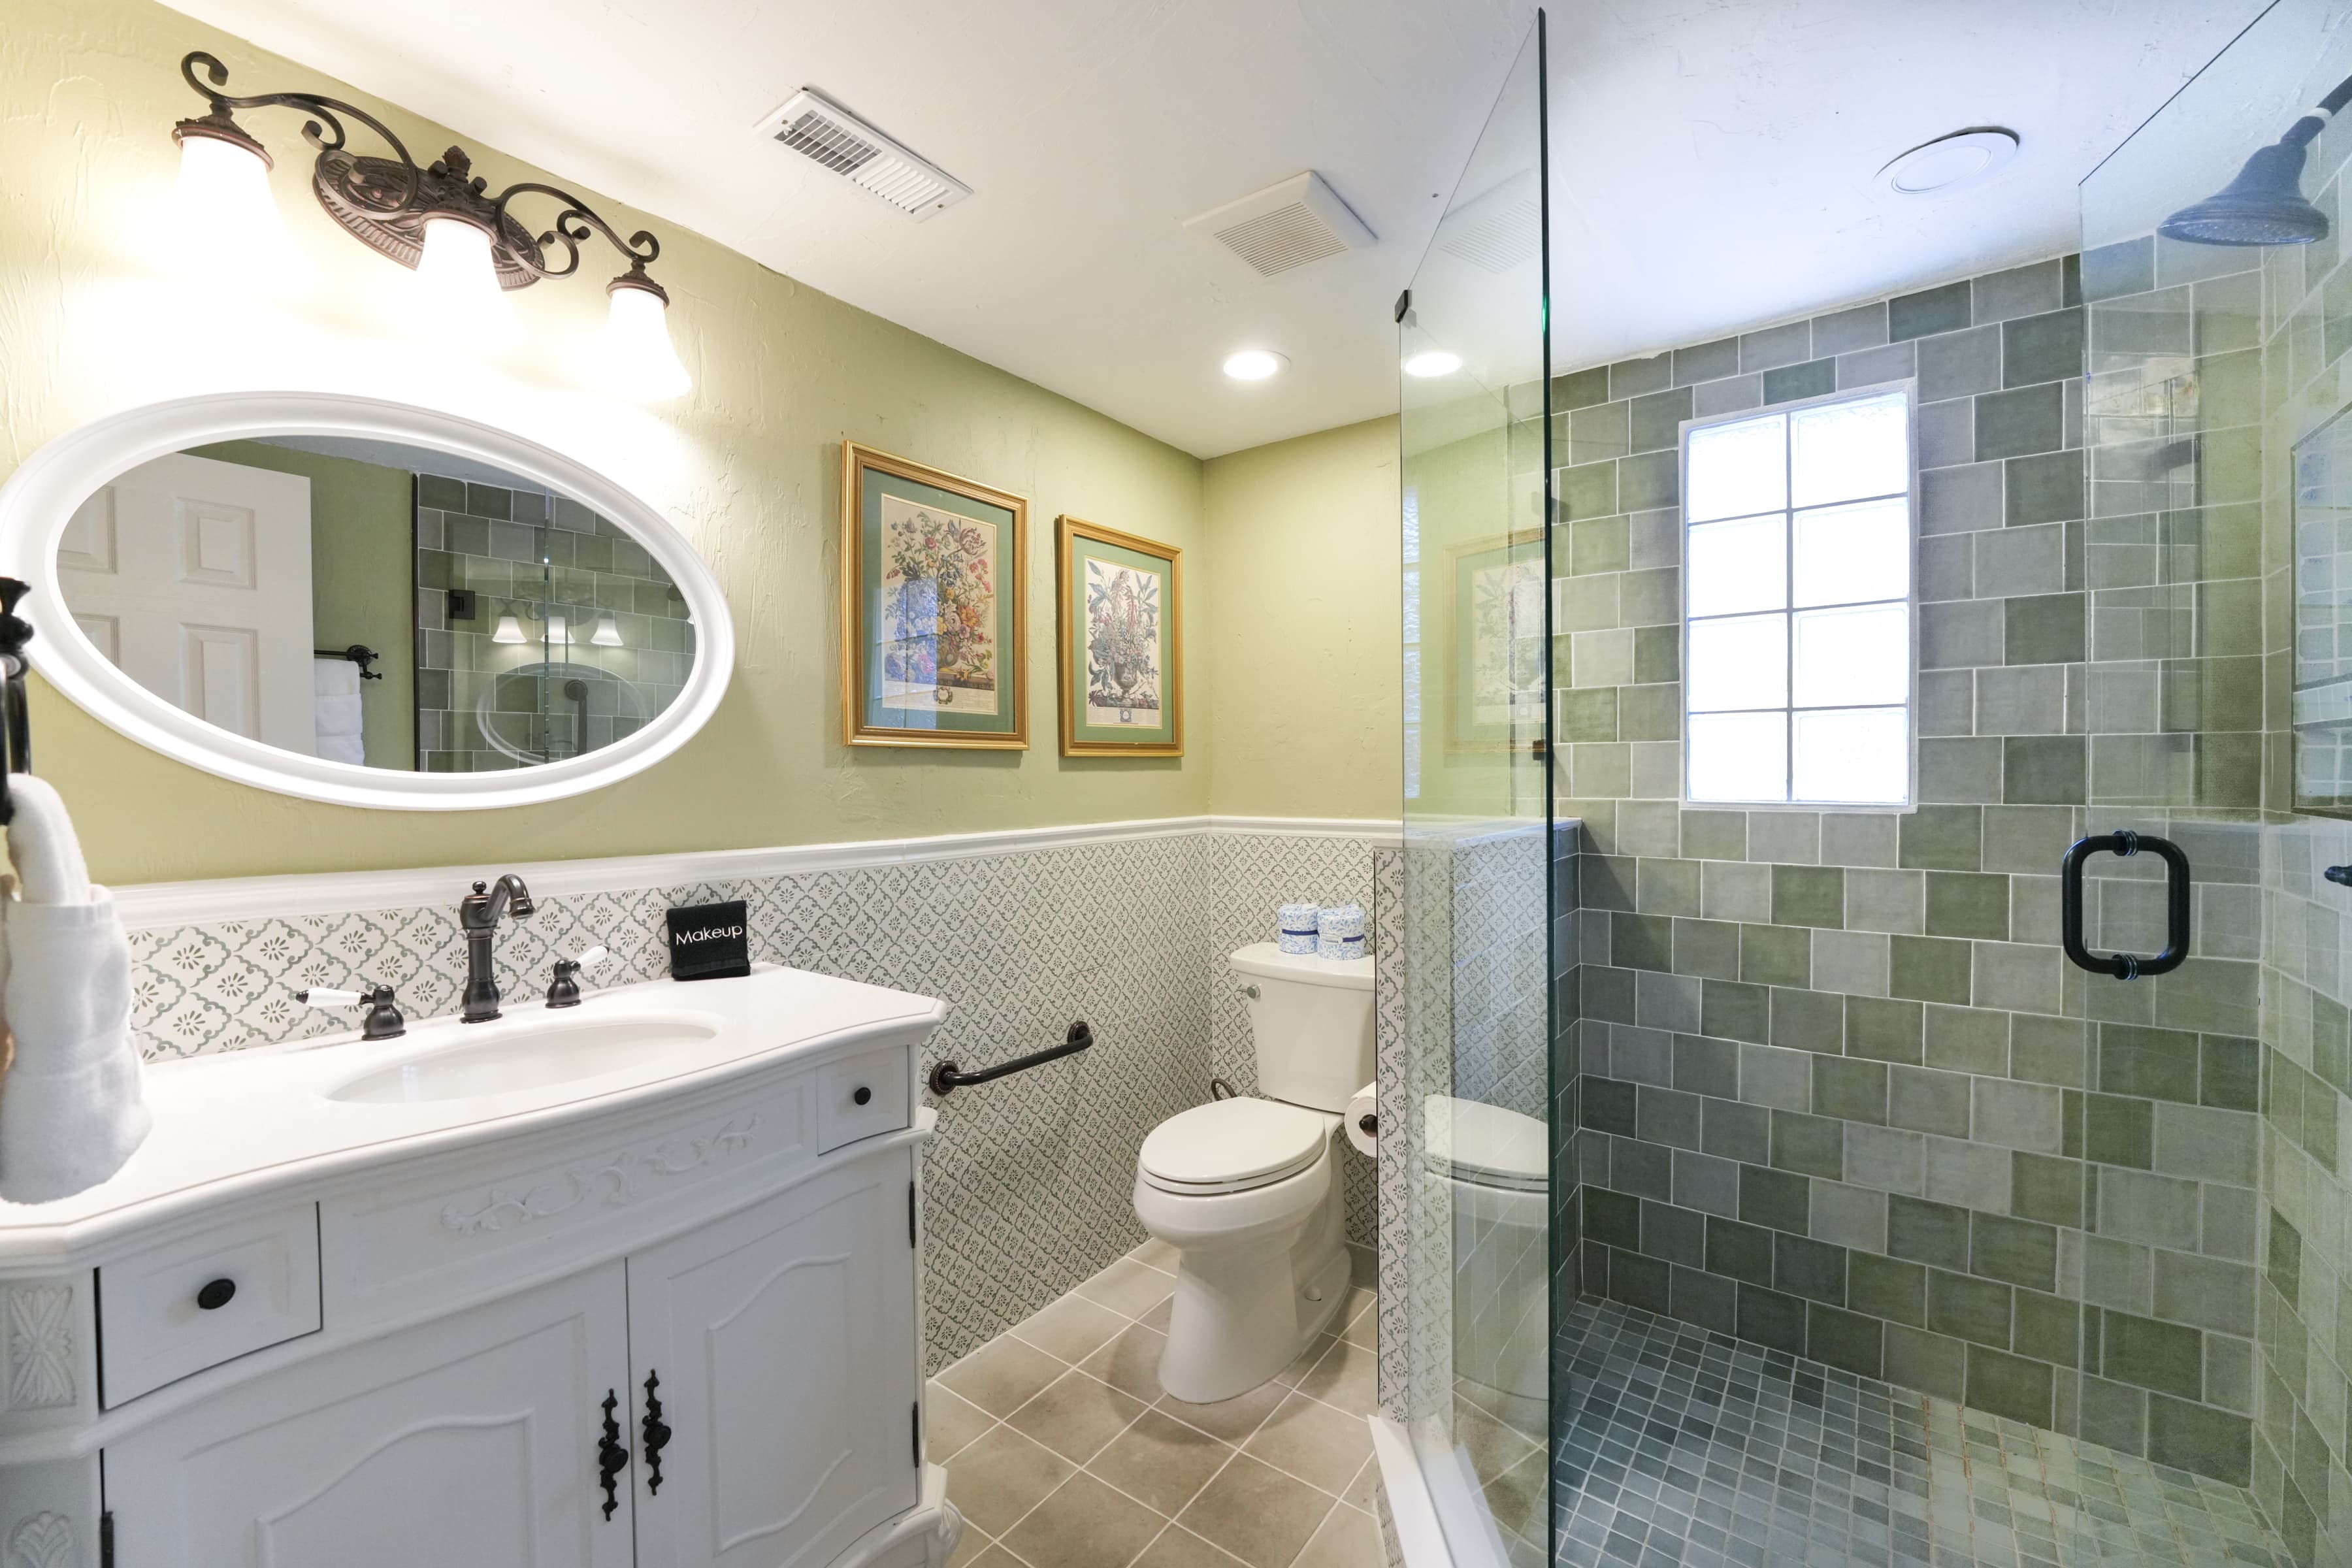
152,0 -> 2270,457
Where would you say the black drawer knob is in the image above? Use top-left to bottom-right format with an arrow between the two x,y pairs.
196,1278 -> 237,1311
852,1085 -> 873,1106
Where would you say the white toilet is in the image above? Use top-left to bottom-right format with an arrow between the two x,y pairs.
1134,942 -> 1374,1404
1426,1096 -> 1550,1407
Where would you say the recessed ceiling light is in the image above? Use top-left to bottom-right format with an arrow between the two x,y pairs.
1222,348 -> 1287,381
1403,350 -> 1462,378
1876,129 -> 2019,197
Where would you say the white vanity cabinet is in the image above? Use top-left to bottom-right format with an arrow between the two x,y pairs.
0,967 -> 960,1568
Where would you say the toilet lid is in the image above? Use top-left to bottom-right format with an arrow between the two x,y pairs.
1140,1098 -> 1331,1192
1424,1097 -> 1548,1192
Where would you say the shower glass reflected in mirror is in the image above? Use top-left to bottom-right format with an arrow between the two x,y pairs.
56,436 -> 696,772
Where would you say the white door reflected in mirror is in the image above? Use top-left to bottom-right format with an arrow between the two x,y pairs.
0,393 -> 733,811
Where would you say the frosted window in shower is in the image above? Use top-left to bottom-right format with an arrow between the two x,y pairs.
1681,386 -> 1915,808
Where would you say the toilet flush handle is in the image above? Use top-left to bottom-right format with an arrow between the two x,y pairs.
1239,984 -> 1260,1000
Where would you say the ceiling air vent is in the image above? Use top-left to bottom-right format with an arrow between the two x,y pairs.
754,88 -> 970,221
1183,172 -> 1375,279
1436,172 -> 1541,274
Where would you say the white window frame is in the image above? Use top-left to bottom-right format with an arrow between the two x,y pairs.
1676,377 -> 1920,812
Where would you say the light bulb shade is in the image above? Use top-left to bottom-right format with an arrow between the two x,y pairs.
546,612 -> 568,645
591,612 -> 623,647
170,125 -> 308,291
491,611 -> 526,644
2159,140 -> 2330,246
600,278 -> 693,399
414,217 -> 522,348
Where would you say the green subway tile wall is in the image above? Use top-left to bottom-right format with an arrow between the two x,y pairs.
1552,248 -> 2279,1501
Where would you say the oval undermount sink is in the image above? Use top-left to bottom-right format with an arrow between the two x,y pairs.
326,1014 -> 723,1105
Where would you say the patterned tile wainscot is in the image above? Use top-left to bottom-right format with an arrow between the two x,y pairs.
114,817 -> 1396,1371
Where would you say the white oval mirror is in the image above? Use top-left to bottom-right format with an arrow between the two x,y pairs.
0,392 -> 732,810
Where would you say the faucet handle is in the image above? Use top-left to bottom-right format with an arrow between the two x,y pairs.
295,982 -> 407,1041
546,945 -> 608,1009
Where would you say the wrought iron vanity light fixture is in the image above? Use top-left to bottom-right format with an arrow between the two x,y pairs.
170,50 -> 693,397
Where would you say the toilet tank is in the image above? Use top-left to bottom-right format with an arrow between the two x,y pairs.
1229,943 -> 1375,1113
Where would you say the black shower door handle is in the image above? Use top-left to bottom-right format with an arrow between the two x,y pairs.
2060,830 -> 2191,979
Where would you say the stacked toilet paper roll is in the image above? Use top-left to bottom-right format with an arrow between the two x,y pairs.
1277,902 -> 1320,956
1316,904 -> 1365,960
1344,1082 -> 1378,1156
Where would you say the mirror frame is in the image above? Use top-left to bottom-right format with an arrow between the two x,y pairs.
0,391 -> 733,811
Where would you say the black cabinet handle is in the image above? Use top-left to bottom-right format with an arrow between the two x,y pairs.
597,1390 -> 627,1520
196,1278 -> 236,1311
642,1370 -> 672,1494
2061,830 -> 2191,979
852,1085 -> 873,1106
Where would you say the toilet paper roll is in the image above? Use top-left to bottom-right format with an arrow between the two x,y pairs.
1316,904 -> 1365,960
1277,902 -> 1321,956
1343,1082 -> 1379,1157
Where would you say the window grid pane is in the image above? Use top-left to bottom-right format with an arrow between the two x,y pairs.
1682,387 -> 1912,808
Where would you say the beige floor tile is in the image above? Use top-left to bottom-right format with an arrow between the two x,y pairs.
1480,1449 -> 1548,1546
964,1550 -> 1026,1568
1338,1452 -> 1382,1515
1130,1524 -> 1252,1568
1005,1369 -> 1151,1463
999,1472 -> 1168,1568
940,1334 -> 1071,1418
1155,1374 -> 1288,1443
1269,1334 -> 1328,1390
1079,1258 -> 1177,1319
1340,1286 -> 1376,1327
1011,1292 -> 1137,1366
1291,1335 -> 1375,1418
1080,1320 -> 1172,1403
945,1424 -> 1079,1538
928,1382 -> 998,1463
1342,1309 -> 1375,1352
1127,1236 -> 1183,1273
946,1520 -> 995,1568
1086,1407 -> 1237,1516
1175,1454 -> 1337,1568
1292,1502 -> 1378,1568
1241,1392 -> 1374,1495
1139,1294 -> 1174,1332
1453,1397 -> 1541,1484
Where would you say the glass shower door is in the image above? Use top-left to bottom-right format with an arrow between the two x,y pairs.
1397,14 -> 1555,1565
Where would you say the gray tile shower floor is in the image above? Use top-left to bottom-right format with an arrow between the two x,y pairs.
1549,1298 -> 2290,1568
932,1238 -> 1381,1568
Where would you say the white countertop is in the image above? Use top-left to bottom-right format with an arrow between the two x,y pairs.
0,963 -> 946,1251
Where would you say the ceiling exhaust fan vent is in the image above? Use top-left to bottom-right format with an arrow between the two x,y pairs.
755,88 -> 971,220
1183,171 -> 1375,278
1436,172 -> 1541,274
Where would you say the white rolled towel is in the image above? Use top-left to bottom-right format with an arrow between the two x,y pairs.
0,776 -> 150,1204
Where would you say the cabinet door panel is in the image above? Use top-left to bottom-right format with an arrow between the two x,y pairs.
105,1265 -> 633,1568
630,1149 -> 920,1568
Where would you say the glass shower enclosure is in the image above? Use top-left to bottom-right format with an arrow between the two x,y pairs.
1394,14 -> 1556,1565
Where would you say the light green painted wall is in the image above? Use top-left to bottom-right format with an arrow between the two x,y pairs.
3,0 -> 1213,884
1201,417 -> 1402,820
189,440 -> 416,770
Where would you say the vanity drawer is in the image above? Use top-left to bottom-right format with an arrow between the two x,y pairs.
99,1203 -> 321,1407
817,1047 -> 909,1152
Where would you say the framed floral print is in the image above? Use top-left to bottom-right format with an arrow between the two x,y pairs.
841,443 -> 1027,749
1448,529 -> 1546,751
1055,516 -> 1183,757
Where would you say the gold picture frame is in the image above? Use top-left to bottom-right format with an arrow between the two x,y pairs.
1055,515 -> 1183,757
840,442 -> 1028,750
1446,528 -> 1546,753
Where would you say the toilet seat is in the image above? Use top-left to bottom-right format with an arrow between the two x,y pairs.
1424,1096 -> 1547,1193
1139,1098 -> 1335,1195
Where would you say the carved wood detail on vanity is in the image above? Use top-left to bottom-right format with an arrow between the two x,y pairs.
438,1113 -> 762,1236
1,1287 -> 74,1413
1,1511 -> 75,1568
